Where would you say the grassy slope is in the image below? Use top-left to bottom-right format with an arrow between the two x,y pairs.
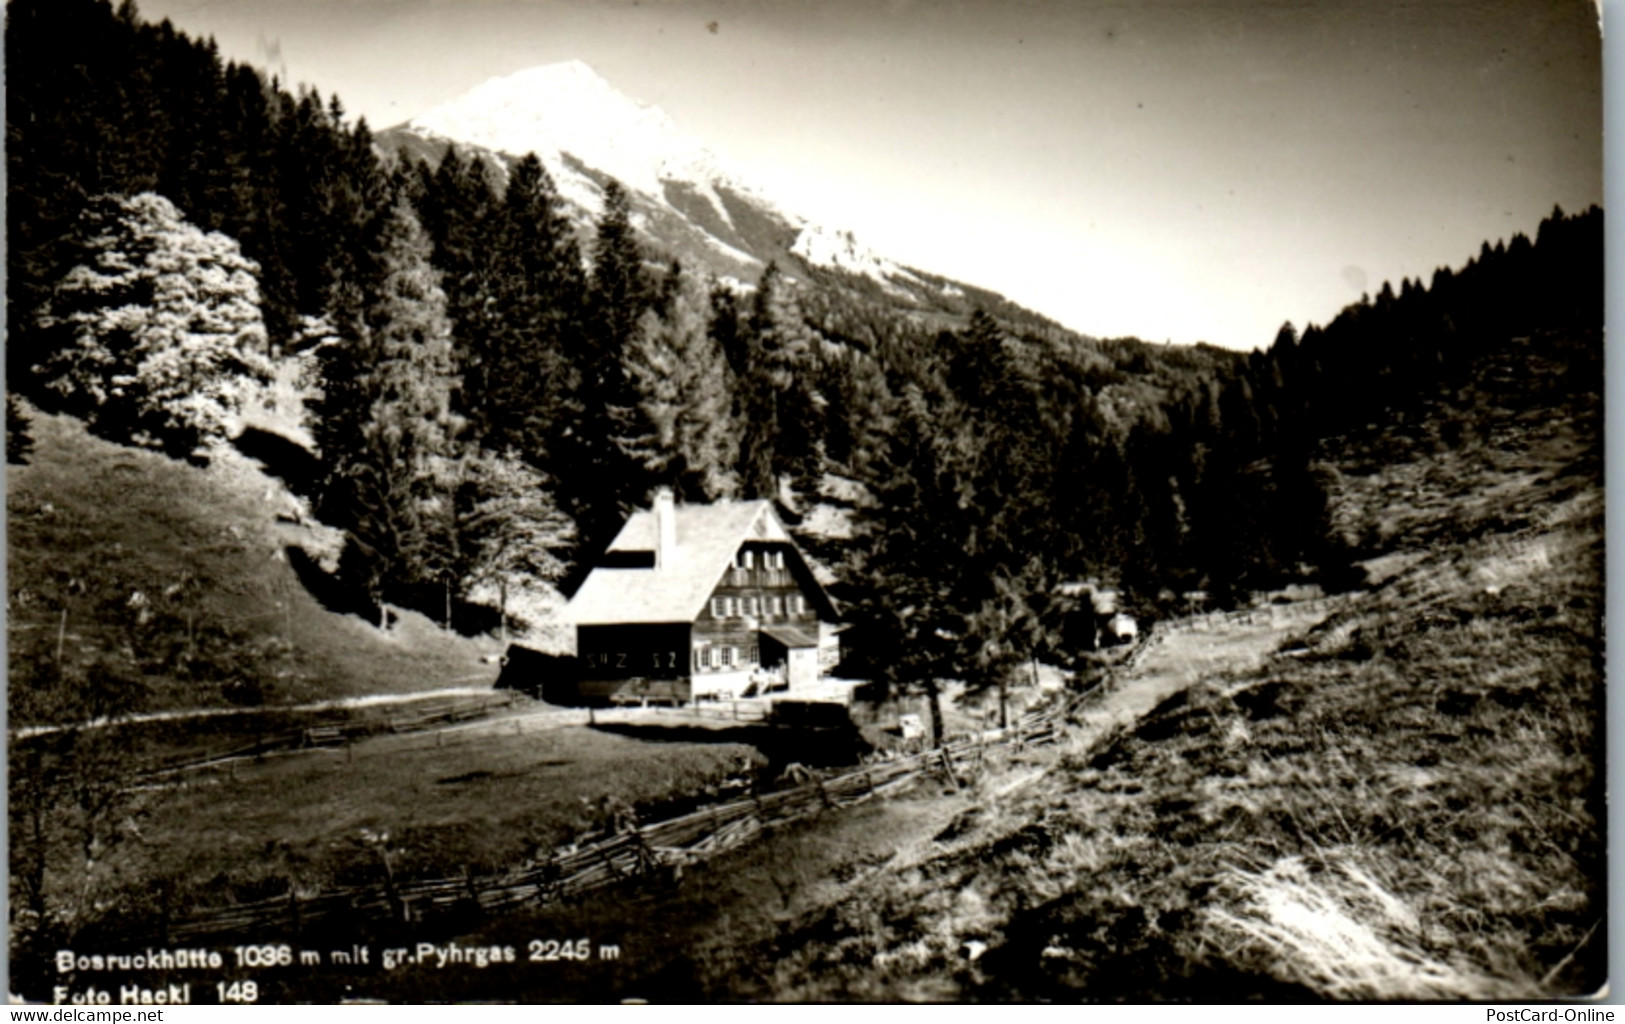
706,330 -> 1604,1001
113,716 -> 763,911
8,409 -> 504,721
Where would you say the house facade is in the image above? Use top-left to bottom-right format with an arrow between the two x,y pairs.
555,489 -> 840,706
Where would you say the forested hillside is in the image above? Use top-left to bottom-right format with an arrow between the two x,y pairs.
7,0 -> 1603,734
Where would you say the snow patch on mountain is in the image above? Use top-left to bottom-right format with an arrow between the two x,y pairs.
790,223 -> 919,292
699,231 -> 763,267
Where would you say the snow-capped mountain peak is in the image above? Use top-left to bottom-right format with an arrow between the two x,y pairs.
408,60 -> 733,202
391,61 -> 976,303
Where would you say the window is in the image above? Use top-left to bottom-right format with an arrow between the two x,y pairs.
746,645 -> 759,665
727,597 -> 738,617
743,550 -> 755,569
748,597 -> 760,616
789,595 -> 805,615
711,597 -> 725,618
771,596 -> 783,616
775,551 -> 787,570
720,646 -> 735,668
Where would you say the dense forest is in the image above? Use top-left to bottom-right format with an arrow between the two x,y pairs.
6,0 -> 1604,716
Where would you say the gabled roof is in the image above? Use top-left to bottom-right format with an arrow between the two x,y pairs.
567,499 -> 836,626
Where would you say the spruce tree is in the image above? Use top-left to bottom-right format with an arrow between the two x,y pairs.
618,267 -> 741,501
316,195 -> 459,622
736,262 -> 824,498
418,149 -> 498,425
585,179 -> 647,399
475,152 -> 586,461
569,178 -> 651,557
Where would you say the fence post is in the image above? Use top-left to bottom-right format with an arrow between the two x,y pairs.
597,839 -> 627,880
939,748 -> 962,791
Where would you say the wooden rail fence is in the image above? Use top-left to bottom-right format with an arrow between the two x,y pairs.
163,695 -> 1080,944
136,692 -> 519,782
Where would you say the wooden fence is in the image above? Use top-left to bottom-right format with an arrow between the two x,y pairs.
137,692 -> 519,782
163,694 -> 1079,944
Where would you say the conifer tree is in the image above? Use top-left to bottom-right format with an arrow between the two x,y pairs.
569,178 -> 652,557
820,344 -> 895,475
474,152 -> 586,460
418,149 -> 499,421
736,262 -> 824,498
315,195 -> 459,622
618,267 -> 741,501
585,179 -> 647,397
844,380 -> 964,745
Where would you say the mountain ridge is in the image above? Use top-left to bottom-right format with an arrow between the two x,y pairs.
376,60 -> 1064,333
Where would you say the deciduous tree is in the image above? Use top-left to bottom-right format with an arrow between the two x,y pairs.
31,191 -> 272,458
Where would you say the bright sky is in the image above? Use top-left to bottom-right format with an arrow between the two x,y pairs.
137,0 -> 1601,351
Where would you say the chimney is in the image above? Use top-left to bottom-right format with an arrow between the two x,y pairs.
654,487 -> 676,568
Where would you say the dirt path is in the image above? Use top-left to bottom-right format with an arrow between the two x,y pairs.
1071,599 -> 1338,746
11,683 -> 500,739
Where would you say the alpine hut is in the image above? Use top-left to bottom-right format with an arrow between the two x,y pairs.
553,489 -> 840,706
